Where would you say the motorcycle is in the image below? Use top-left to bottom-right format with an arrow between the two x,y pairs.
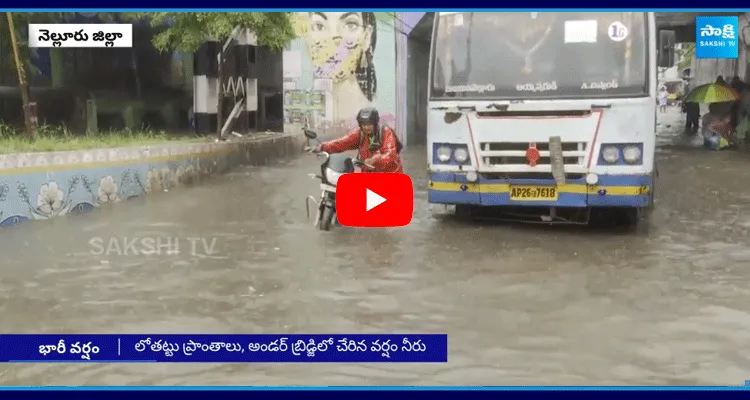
303,129 -> 372,231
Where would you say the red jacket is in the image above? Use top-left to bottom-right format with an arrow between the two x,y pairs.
320,127 -> 404,173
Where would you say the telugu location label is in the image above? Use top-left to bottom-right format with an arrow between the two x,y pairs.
28,24 -> 133,48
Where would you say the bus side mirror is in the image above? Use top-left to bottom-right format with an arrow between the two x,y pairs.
658,30 -> 676,68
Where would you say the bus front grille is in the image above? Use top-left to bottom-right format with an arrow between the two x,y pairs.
478,141 -> 588,168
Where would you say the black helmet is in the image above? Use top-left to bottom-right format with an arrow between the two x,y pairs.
356,107 -> 380,126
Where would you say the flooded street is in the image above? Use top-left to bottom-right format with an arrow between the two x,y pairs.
1,110 -> 750,386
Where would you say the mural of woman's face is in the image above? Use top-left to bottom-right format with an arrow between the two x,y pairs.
304,12 -> 373,82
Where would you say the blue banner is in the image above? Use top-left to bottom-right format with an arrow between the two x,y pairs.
1,2 -> 734,8
0,388 -> 749,400
0,334 -> 447,363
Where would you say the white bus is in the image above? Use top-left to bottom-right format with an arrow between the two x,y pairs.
427,12 -> 657,226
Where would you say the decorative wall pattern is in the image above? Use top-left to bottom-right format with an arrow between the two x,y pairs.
0,133 -> 304,228
283,12 -> 397,138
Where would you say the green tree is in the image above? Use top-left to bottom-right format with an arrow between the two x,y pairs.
4,12 -> 295,138
678,43 -> 695,71
1,13 -> 128,86
127,12 -> 296,53
4,12 -> 295,76
0,13 -> 95,82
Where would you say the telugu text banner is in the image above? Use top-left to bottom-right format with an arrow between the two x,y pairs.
0,334 -> 447,363
28,24 -> 133,48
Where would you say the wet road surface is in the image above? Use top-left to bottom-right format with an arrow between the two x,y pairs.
1,110 -> 750,385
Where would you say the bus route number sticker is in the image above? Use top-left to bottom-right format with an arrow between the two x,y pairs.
564,20 -> 598,43
608,21 -> 628,42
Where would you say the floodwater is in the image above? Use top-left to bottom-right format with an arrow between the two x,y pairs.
0,110 -> 749,386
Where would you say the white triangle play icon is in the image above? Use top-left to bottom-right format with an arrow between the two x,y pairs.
366,189 -> 386,212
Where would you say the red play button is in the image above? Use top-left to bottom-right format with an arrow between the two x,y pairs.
336,173 -> 413,228
366,188 -> 387,212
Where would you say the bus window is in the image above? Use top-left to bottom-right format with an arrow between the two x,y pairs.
430,12 -> 648,100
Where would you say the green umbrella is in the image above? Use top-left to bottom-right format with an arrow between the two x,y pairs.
683,83 -> 741,104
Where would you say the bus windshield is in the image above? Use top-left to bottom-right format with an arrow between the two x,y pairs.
431,12 -> 648,100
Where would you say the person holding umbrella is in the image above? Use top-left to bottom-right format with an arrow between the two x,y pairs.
683,98 -> 700,135
683,81 -> 742,150
682,76 -> 700,134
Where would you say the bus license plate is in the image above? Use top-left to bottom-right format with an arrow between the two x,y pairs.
510,186 -> 558,201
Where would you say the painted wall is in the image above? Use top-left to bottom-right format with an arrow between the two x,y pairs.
283,12 -> 397,139
0,134 -> 304,228
398,12 -> 433,146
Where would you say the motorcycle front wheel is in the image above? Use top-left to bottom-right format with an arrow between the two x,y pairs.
318,205 -> 335,231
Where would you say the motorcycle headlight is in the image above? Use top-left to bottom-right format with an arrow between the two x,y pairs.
436,146 -> 452,163
453,147 -> 469,163
325,168 -> 343,185
601,146 -> 620,163
622,146 -> 642,164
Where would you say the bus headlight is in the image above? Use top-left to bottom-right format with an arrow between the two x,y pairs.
453,147 -> 469,163
601,146 -> 620,163
622,146 -> 642,164
436,146 -> 452,162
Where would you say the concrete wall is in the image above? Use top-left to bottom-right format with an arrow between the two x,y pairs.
405,39 -> 430,146
256,46 -> 284,132
193,32 -> 260,136
257,47 -> 284,89
0,133 -> 305,228
395,14 -> 409,146
283,13 -> 397,139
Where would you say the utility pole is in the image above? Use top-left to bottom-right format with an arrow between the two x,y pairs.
217,51 -> 223,139
6,12 -> 37,140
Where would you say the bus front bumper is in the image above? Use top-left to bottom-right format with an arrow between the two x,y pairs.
427,172 -> 652,208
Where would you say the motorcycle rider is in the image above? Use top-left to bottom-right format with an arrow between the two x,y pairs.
308,107 -> 404,173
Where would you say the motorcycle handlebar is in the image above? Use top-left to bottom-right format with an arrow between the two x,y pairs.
353,159 -> 375,170
307,150 -> 373,169
304,147 -> 329,157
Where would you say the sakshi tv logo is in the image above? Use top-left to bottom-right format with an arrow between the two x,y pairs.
695,16 -> 739,59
